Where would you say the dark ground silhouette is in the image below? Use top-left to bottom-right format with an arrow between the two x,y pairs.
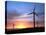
5,27 -> 45,34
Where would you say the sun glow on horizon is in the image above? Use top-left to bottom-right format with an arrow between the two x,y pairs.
15,20 -> 33,29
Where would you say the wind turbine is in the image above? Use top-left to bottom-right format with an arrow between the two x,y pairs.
13,21 -> 15,30
28,7 -> 38,28
13,23 -> 14,30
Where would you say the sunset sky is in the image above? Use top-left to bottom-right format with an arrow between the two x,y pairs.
6,1 -> 44,29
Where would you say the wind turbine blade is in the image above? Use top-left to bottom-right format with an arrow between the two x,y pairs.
33,6 -> 39,16
28,13 -> 32,15
33,7 -> 35,12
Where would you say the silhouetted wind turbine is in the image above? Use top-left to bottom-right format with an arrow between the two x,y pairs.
13,23 -> 15,30
28,7 -> 38,28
